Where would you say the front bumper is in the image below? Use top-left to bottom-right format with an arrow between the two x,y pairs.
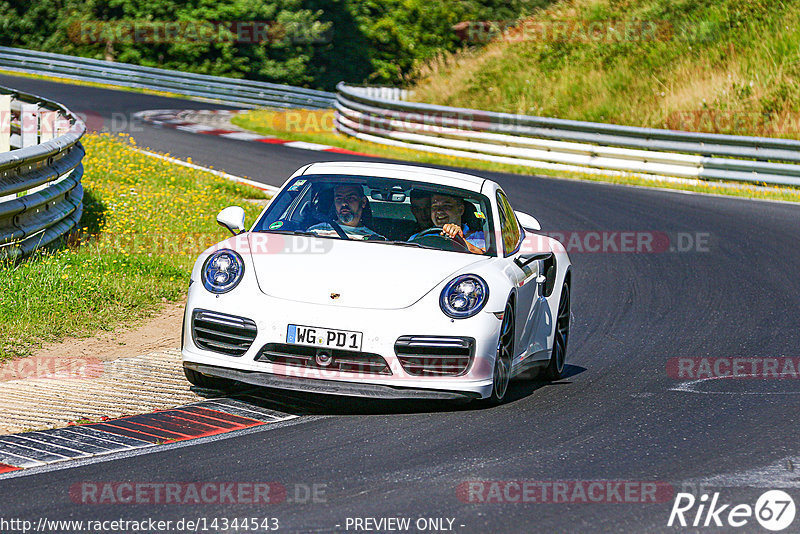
184,362 -> 482,400
181,280 -> 500,400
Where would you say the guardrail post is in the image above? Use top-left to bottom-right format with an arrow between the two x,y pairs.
20,102 -> 38,148
39,110 -> 57,142
0,94 -> 9,152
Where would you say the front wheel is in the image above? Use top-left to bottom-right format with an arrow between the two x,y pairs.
483,299 -> 514,405
543,283 -> 570,381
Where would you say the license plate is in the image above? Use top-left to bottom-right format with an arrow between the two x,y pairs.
287,324 -> 363,352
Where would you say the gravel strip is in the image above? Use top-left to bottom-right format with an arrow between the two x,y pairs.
0,349 -> 202,434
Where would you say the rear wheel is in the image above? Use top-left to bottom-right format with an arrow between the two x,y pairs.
184,366 -> 237,391
544,283 -> 570,381
484,299 -> 514,405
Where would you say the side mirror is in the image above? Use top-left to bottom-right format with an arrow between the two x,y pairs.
217,206 -> 246,235
515,210 -> 541,231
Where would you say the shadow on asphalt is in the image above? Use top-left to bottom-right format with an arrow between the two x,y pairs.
194,364 -> 587,417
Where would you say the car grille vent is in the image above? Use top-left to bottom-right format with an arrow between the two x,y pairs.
256,343 -> 392,375
394,336 -> 475,376
192,309 -> 258,357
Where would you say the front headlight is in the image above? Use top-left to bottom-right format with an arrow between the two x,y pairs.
202,249 -> 245,294
440,274 -> 489,319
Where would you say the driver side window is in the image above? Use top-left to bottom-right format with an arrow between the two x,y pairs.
496,191 -> 521,256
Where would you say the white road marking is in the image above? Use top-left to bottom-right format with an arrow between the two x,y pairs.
283,140 -> 333,150
669,375 -> 800,394
681,457 -> 800,488
219,131 -> 271,141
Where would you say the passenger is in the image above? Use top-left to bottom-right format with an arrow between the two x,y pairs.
308,184 -> 384,240
411,193 -> 485,254
409,190 -> 432,233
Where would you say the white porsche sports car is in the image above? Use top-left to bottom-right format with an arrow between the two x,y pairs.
182,162 -> 571,404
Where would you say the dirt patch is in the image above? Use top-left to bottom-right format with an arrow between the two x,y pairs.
31,300 -> 185,364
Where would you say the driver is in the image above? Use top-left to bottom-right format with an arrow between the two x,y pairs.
308,184 -> 384,240
410,193 -> 485,254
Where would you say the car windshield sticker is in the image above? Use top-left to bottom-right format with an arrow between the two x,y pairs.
269,221 -> 284,229
474,211 -> 486,219
288,179 -> 306,191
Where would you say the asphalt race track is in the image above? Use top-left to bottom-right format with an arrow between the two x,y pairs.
2,74 -> 799,533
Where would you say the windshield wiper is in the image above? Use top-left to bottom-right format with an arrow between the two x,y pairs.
262,232 -> 440,249
264,229 -> 358,241
369,240 -> 438,250
265,230 -> 322,237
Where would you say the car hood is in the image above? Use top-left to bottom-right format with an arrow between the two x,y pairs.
247,234 -> 489,309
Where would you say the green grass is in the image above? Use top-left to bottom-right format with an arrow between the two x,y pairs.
0,133 -> 267,361
412,0 -> 800,139
233,108 -> 800,203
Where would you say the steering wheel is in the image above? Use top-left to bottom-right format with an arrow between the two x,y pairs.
409,227 -> 470,252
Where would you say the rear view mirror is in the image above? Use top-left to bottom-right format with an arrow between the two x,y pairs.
370,187 -> 407,202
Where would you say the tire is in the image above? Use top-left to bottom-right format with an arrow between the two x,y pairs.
544,282 -> 570,381
184,366 -> 237,391
483,299 -> 514,405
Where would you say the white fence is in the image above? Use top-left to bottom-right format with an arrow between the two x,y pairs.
335,83 -> 800,187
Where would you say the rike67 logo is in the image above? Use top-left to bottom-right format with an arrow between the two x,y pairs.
668,490 -> 796,531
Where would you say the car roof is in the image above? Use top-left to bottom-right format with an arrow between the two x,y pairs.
301,161 -> 488,193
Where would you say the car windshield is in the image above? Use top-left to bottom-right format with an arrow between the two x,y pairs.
252,174 -> 496,256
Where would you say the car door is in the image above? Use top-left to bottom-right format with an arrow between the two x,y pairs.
496,190 -> 544,366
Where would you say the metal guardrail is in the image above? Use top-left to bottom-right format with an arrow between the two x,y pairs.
0,46 -> 336,110
335,83 -> 800,187
0,84 -> 85,261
